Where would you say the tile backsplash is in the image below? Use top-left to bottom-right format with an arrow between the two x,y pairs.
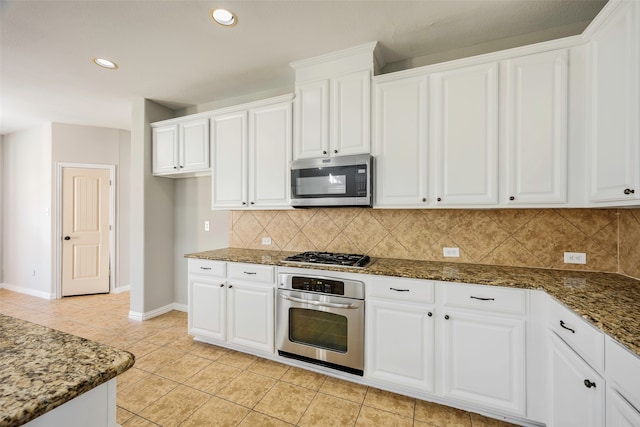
229,208 -> 640,277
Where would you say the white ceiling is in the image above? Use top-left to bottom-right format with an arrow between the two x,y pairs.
0,0 -> 607,136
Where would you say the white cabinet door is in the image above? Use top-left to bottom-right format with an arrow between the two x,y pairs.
294,79 -> 330,159
503,49 -> 568,205
441,309 -> 525,415
180,118 -> 209,172
211,111 -> 248,208
549,334 -> 604,427
331,69 -> 371,157
249,101 -> 292,208
432,62 -> 499,206
227,282 -> 274,353
188,276 -> 226,341
366,299 -> 435,392
607,388 -> 640,427
373,75 -> 429,207
152,124 -> 179,175
588,0 -> 640,203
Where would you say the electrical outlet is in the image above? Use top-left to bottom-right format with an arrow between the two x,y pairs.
564,252 -> 587,264
262,237 -> 272,246
204,221 -> 210,231
443,247 -> 460,257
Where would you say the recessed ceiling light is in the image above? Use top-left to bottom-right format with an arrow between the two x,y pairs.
93,57 -> 118,70
210,8 -> 237,27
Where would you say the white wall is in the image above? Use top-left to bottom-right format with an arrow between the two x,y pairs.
50,123 -> 131,292
174,177 -> 229,306
130,98 -> 175,316
0,135 -> 3,283
2,125 -> 53,298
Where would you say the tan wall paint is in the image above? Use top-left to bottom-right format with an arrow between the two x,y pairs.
229,208 -> 640,277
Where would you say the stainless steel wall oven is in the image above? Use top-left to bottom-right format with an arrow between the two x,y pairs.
276,273 -> 365,376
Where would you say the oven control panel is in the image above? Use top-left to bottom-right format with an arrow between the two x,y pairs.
291,276 -> 345,296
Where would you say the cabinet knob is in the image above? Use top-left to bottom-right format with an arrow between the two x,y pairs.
509,196 -> 515,201
427,312 -> 433,317
219,284 -> 224,288
584,379 -> 596,389
250,201 -> 255,205
173,166 -> 178,169
624,188 -> 635,195
444,314 -> 450,320
322,150 -> 327,155
242,202 -> 246,205
228,285 -> 233,289
437,197 -> 442,202
422,198 -> 427,202
333,149 -> 338,154
179,165 -> 184,169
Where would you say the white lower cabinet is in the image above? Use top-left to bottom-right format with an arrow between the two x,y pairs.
227,281 -> 274,352
607,387 -> 640,427
188,275 -> 226,341
549,333 -> 605,427
366,299 -> 435,392
188,260 -> 275,354
440,309 -> 526,415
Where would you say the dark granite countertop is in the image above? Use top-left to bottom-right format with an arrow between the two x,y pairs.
186,248 -> 640,358
0,314 -> 135,427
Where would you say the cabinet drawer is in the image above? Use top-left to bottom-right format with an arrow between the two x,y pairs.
188,259 -> 226,277
441,282 -> 527,315
367,276 -> 434,304
606,338 -> 640,410
228,263 -> 274,284
548,297 -> 604,371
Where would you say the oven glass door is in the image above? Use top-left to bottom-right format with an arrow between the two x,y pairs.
291,164 -> 368,199
289,307 -> 348,353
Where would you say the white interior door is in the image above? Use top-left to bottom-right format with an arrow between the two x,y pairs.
62,167 -> 111,296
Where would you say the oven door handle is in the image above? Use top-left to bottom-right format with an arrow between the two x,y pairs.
280,294 -> 360,309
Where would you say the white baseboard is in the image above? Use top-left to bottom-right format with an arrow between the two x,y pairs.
0,283 -> 55,300
128,302 -> 186,321
112,285 -> 130,294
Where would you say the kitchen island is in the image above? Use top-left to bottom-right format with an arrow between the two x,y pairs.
186,247 -> 640,358
0,314 -> 134,427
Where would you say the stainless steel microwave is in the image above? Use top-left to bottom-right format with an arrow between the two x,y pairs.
290,154 -> 372,207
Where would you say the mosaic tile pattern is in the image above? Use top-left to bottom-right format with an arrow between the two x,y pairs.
230,208 -> 620,272
619,209 -> 640,279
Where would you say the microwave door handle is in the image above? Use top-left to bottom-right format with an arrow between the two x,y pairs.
280,294 -> 358,309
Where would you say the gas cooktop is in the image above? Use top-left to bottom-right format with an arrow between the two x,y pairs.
282,251 -> 371,268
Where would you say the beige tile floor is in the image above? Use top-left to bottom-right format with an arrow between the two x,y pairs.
0,289 -> 519,427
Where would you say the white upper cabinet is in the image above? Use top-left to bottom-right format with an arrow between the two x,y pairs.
152,117 -> 210,177
586,0 -> 640,203
211,111 -> 248,208
292,43 -> 381,160
373,74 -> 429,207
330,69 -> 371,156
152,123 -> 179,175
248,101 -> 293,208
211,96 -> 293,210
294,79 -> 329,159
502,49 -> 568,205
431,62 -> 499,206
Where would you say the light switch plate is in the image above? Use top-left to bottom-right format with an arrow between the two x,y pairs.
204,221 -> 210,231
262,237 -> 272,245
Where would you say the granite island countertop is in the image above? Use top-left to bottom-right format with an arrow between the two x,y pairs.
186,248 -> 640,358
0,314 -> 135,427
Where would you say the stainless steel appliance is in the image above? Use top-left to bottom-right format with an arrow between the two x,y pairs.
276,273 -> 365,376
282,251 -> 371,268
290,154 -> 372,207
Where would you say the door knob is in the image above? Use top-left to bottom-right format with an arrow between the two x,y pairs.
64,236 -> 71,241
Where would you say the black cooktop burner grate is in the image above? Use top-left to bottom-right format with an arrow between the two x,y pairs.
283,251 -> 370,268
